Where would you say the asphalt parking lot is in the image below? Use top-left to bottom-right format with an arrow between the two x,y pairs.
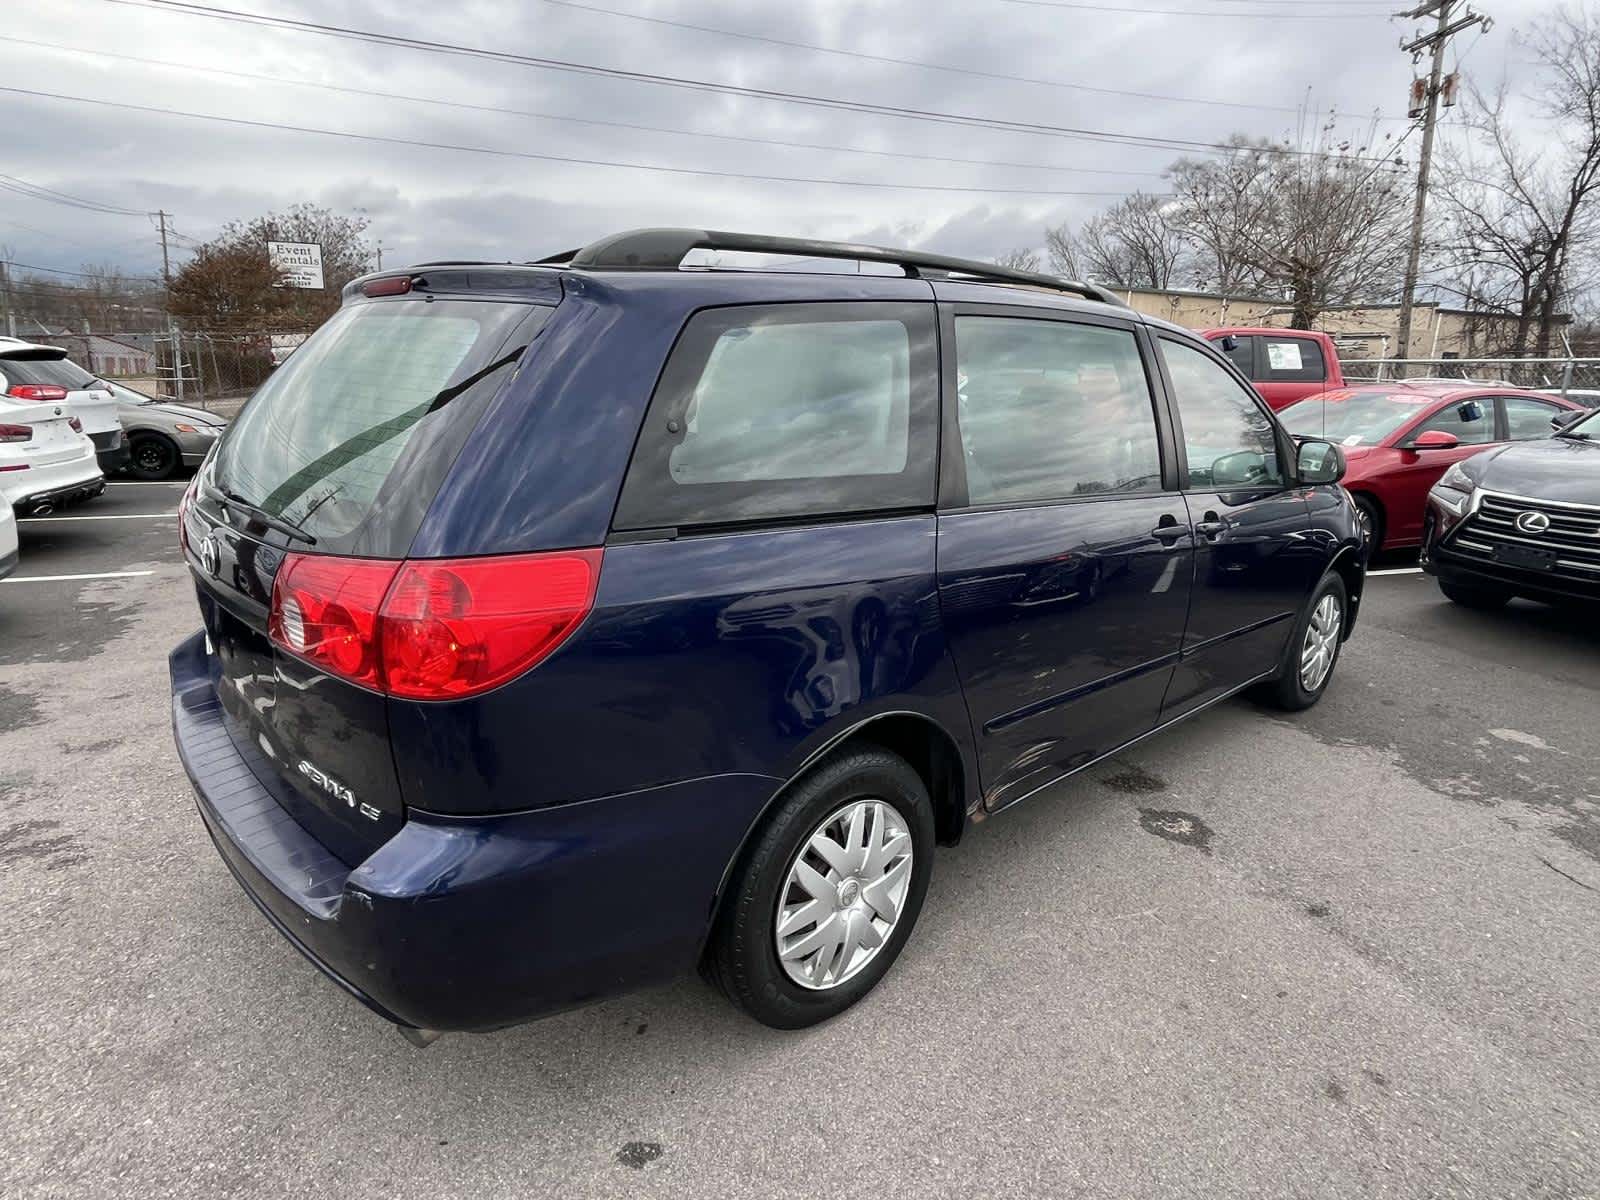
3,492 -> 1597,1200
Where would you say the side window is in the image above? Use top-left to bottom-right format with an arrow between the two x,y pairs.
613,302 -> 938,530
1502,395 -> 1561,441
953,316 -> 1163,505
1416,399 -> 1493,446
1219,335 -> 1257,378
1160,338 -> 1284,489
1260,336 -> 1326,383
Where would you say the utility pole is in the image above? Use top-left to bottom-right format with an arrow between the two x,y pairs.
375,240 -> 384,271
0,257 -> 14,339
157,209 -> 184,404
1393,0 -> 1491,376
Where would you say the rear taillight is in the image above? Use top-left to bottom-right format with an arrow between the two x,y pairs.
7,385 -> 68,401
269,555 -> 399,691
266,549 -> 602,699
0,423 -> 32,443
381,551 -> 603,699
68,417 -> 83,433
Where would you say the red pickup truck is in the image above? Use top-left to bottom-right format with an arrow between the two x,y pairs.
1202,327 -> 1346,411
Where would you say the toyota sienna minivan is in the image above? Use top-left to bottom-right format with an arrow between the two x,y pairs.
171,229 -> 1365,1043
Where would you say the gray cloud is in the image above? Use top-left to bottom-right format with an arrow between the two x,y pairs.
0,0 -> 1554,282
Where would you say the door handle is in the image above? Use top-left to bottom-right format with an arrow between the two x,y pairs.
1194,518 -> 1226,540
1150,518 -> 1187,543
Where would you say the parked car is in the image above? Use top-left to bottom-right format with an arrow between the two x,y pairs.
106,380 -> 227,479
1200,327 -> 1347,411
0,500 -> 17,581
1278,382 -> 1587,553
0,390 -> 103,516
1423,404 -> 1600,608
170,229 -> 1364,1042
0,338 -> 126,474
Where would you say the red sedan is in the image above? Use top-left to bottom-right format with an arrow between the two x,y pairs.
1278,382 -> 1587,552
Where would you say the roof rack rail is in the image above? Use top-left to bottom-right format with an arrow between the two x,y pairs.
547,228 -> 1129,309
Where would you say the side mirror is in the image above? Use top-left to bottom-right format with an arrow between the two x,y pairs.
1552,409 -> 1588,431
1457,400 -> 1484,423
1219,335 -> 1240,353
1296,438 -> 1345,484
1409,429 -> 1460,450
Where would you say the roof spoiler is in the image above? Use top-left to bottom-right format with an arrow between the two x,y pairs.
540,228 -> 1129,309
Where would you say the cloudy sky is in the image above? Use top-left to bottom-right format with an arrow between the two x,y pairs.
0,0 -> 1558,285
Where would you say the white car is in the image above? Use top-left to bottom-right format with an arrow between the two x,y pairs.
0,338 -> 126,475
0,392 -> 104,515
0,500 -> 17,581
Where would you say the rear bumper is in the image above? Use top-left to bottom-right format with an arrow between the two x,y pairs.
0,546 -> 17,581
169,630 -> 777,1032
5,464 -> 105,512
91,429 -> 129,473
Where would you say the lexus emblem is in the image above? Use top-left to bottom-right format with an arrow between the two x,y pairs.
199,535 -> 222,577
1514,510 -> 1551,534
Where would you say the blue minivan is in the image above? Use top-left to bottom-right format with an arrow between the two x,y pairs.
171,229 -> 1364,1042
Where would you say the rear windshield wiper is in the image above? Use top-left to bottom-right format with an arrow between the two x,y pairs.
210,485 -> 319,545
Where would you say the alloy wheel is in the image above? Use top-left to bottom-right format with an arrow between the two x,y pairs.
1299,593 -> 1342,692
775,799 -> 913,990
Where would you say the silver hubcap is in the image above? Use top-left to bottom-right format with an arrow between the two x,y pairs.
1299,593 -> 1342,692
776,799 -> 913,990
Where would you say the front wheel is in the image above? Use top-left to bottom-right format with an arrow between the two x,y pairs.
705,747 -> 934,1029
1260,573 -> 1348,712
126,433 -> 180,480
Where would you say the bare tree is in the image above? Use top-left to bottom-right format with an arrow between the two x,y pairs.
1433,4 -> 1600,355
1167,137 -> 1276,293
994,248 -> 1041,272
1044,193 -> 1188,289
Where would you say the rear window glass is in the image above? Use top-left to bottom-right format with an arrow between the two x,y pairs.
0,353 -> 97,390
214,299 -> 540,551
613,302 -> 938,530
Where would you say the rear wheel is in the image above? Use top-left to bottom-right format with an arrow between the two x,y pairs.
705,747 -> 934,1029
1439,580 -> 1512,610
126,433 -> 179,480
1260,573 -> 1347,712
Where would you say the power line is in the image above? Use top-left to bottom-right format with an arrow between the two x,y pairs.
995,0 -> 1380,16
0,172 -> 147,216
5,259 -> 161,281
0,35 -> 1165,179
94,0 -> 1393,162
0,84 -> 1164,198
530,0 -> 1377,116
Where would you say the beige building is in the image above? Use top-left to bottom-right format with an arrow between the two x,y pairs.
1116,287 -> 1554,362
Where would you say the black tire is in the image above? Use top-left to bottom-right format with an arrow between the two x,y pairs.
705,747 -> 935,1029
126,433 -> 180,480
1439,580 -> 1512,609
1352,493 -> 1384,556
1259,572 -> 1348,712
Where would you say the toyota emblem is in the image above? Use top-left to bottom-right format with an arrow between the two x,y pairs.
1514,510 -> 1551,534
199,535 -> 222,577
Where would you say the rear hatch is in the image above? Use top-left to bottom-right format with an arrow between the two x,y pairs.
0,348 -> 119,436
0,399 -> 87,467
182,274 -> 556,863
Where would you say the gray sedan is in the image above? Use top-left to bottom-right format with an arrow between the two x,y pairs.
108,382 -> 228,479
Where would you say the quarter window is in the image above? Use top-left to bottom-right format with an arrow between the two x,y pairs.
1160,338 -> 1284,489
1502,395 -> 1562,441
952,316 -> 1163,505
613,303 -> 938,530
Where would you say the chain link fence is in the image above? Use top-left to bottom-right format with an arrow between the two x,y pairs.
1341,357 -> 1600,396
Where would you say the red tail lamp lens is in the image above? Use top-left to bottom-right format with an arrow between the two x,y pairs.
266,549 -> 602,698
7,385 -> 68,401
268,555 -> 400,691
361,276 -> 412,298
381,550 -> 603,699
0,423 -> 32,443
68,417 -> 83,432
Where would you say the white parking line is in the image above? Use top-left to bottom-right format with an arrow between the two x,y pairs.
18,513 -> 176,522
107,480 -> 187,486
2,570 -> 156,583
1369,567 -> 1424,576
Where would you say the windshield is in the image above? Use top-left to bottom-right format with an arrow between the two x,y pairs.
0,353 -> 99,391
213,298 -> 542,552
1279,389 -> 1436,446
